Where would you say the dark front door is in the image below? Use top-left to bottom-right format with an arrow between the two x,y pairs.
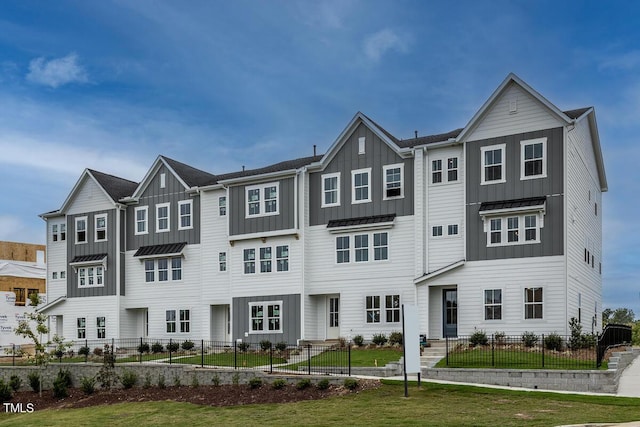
443,289 -> 458,337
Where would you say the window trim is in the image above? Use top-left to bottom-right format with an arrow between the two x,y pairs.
520,137 -> 547,180
219,252 -> 227,272
248,300 -> 283,334
431,159 -> 443,184
135,206 -> 148,235
481,143 -> 506,185
336,232 -> 389,264
96,316 -> 106,339
385,294 -> 401,323
246,182 -> 280,218
95,213 -> 107,242
365,295 -> 381,324
447,157 -> 459,182
484,289 -> 503,321
144,257 -> 183,283
77,317 -> 86,339
524,286 -> 544,320
351,168 -> 372,204
382,163 -> 404,200
219,196 -> 227,216
321,172 -> 341,208
484,212 -> 543,247
77,266 -> 104,288
156,202 -> 170,233
177,199 -> 193,230
75,216 -> 88,244
166,309 -> 176,333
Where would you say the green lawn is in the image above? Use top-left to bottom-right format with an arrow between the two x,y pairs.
1,381 -> 639,426
435,348 -> 606,370
174,353 -> 286,368
284,347 -> 402,371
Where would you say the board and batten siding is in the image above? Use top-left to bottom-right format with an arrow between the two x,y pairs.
232,294 -> 301,345
309,122 -> 414,226
228,176 -> 296,236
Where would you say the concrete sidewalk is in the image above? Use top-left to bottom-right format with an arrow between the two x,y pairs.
617,351 -> 640,397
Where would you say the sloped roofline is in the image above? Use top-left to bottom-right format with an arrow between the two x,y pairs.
582,108 -> 608,192
129,155 -> 194,200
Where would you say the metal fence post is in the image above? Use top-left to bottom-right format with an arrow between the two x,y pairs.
85,339 -> 88,363
491,334 -> 495,367
201,339 -> 204,368
169,338 -> 173,364
270,345 -> 273,374
445,336 -> 449,366
12,344 -> 15,366
234,340 -> 237,369
307,344 -> 311,375
541,334 -> 545,368
348,344 -> 351,376
139,337 -> 143,363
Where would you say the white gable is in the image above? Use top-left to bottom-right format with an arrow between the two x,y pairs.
65,175 -> 114,215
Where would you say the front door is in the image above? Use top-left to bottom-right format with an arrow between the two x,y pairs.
327,296 -> 340,339
443,289 -> 458,337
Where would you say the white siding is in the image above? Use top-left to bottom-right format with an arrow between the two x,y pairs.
200,189 -> 231,304
45,217 -> 67,301
66,177 -> 114,216
45,296 -> 119,341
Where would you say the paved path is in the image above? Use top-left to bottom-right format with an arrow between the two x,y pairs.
617,351 -> 640,397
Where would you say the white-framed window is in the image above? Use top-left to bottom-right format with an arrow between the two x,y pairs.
95,213 -> 107,242
160,173 -> 166,188
52,224 -> 59,242
485,212 -> 543,247
490,219 -> 502,244
276,245 -> 289,272
260,247 -> 272,273
366,296 -> 381,323
135,206 -> 148,235
373,232 -> 388,260
180,309 -> 190,333
447,157 -> 458,182
524,215 -> 537,241
219,196 -> 226,216
336,232 -> 389,263
481,144 -> 506,184
219,252 -> 227,272
97,316 -> 106,339
524,287 -> 543,319
447,224 -> 459,236
77,317 -> 86,339
383,164 -> 404,199
385,294 -> 400,323
145,260 -> 154,282
156,203 -> 170,232
144,258 -> 183,282
75,216 -> 87,244
52,271 -> 58,280
432,226 -> 443,237
158,259 -> 168,281
351,168 -> 371,204
432,159 -> 442,184
78,266 -> 104,288
244,249 -> 256,274
484,289 -> 502,320
507,217 -> 519,242
321,173 -> 340,207
336,236 -> 350,264
60,224 -> 66,241
521,137 -> 547,180
354,234 -> 368,262
171,257 -> 182,280
249,301 -> 282,333
60,271 -> 66,279
166,310 -> 176,333
246,182 -> 279,217
178,200 -> 193,230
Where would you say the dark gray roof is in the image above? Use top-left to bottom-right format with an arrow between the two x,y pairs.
563,107 -> 591,119
327,214 -> 396,228
216,155 -> 324,182
161,156 -> 217,187
88,170 -> 138,203
479,197 -> 546,212
70,254 -> 107,264
397,128 -> 464,149
134,242 -> 187,257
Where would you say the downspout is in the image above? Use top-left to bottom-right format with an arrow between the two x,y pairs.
563,124 -> 570,336
298,168 -> 306,341
115,204 -> 124,339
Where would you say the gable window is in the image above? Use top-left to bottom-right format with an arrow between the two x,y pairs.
95,214 -> 107,242
521,137 -> 547,179
145,260 -> 154,282
246,182 -> 279,217
385,295 -> 400,323
178,200 -> 193,230
354,234 -> 368,262
135,206 -> 148,235
432,160 -> 442,184
432,226 -> 443,237
276,245 -> 289,272
260,247 -> 272,273
481,144 -> 506,184
336,236 -> 350,263
97,317 -> 106,339
180,309 -> 190,333
524,287 -> 543,319
366,296 -> 380,323
358,136 -> 366,154
373,232 -> 388,260
447,157 -> 458,181
219,252 -> 227,272
249,301 -> 282,333
321,173 -> 340,207
244,249 -> 256,274
166,310 -> 176,333
219,196 -> 226,216
351,168 -> 371,204
77,317 -> 86,339
160,173 -> 166,188
383,164 -> 403,199
75,217 -> 87,244
156,203 -> 170,232
484,289 -> 502,320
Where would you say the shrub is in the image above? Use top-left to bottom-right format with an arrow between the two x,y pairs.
143,373 -> 152,389
389,331 -> 403,346
93,347 -> 103,356
53,373 -> 69,399
9,375 -> 22,392
181,340 -> 195,351
260,340 -> 272,351
121,370 -> 138,389
173,375 -> 181,387
78,346 -> 90,357
238,342 -> 250,352
337,337 -> 347,348
212,374 -> 220,386
248,377 -> 263,389
57,368 -> 73,388
138,343 -> 150,354
157,374 -> 166,389
494,331 -> 507,345
272,379 -> 287,390
296,378 -> 312,390
316,378 -> 330,390
353,335 -> 364,347
544,333 -> 563,351
28,372 -> 40,392
521,331 -> 539,348
80,376 -> 96,395
96,345 -> 118,389
151,342 -> 164,353
232,373 -> 240,385
0,380 -> 12,403
343,378 -> 358,390
469,329 -> 488,347
275,341 -> 287,352
167,342 -> 180,352
372,333 -> 387,346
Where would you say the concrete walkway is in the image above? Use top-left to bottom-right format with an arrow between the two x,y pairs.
617,351 -> 640,397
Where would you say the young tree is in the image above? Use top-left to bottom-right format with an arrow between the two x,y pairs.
13,293 -> 49,396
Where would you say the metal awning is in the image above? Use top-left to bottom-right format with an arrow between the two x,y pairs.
133,242 -> 187,259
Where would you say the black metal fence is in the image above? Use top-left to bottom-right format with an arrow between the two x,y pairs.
597,324 -> 633,367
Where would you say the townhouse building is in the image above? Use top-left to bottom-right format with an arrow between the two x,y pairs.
38,73 -> 607,344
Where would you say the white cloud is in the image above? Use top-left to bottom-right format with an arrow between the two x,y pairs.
363,29 -> 408,62
26,53 -> 88,88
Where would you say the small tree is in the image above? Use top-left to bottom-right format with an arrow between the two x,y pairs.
14,294 -> 49,396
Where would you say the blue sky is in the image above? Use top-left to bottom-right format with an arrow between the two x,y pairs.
0,1 -> 638,315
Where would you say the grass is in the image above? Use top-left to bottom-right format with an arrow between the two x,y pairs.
1,381 -> 639,426
174,353 -> 286,367
284,347 -> 402,371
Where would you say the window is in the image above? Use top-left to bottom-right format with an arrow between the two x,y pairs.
95,214 -> 107,242
524,215 -> 537,241
52,224 -> 58,242
373,232 -> 388,260
178,200 -> 192,230
53,271 -> 58,280
244,249 -> 256,274
135,207 -> 148,235
160,173 -> 166,188
180,310 -> 190,333
385,295 -> 400,323
52,224 -> 66,242
246,182 -> 279,217
366,296 -> 381,323
145,260 -> 154,282
60,224 -> 66,241
484,289 -> 502,320
432,226 -> 443,237
158,259 -> 168,281
354,234 -> 368,262
481,144 -> 506,184
156,203 -> 170,232
60,271 -> 66,279
447,157 -> 458,181
485,212 -> 542,247
97,317 -> 106,339
507,217 -> 519,242
79,268 -> 86,287
321,173 -> 340,207
448,224 -> 459,236
166,310 -> 176,333
521,137 -> 547,179
13,288 -> 25,305
249,301 -> 282,333
260,247 -> 272,273
524,287 -> 543,319
383,164 -> 403,199
219,196 -> 226,216
276,245 -> 289,272
77,317 -> 86,339
336,236 -> 350,263
75,217 -> 87,243
219,252 -> 227,272
490,219 -> 502,244
78,267 -> 103,288
432,160 -> 442,184
352,168 -> 371,203
171,257 -> 182,280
